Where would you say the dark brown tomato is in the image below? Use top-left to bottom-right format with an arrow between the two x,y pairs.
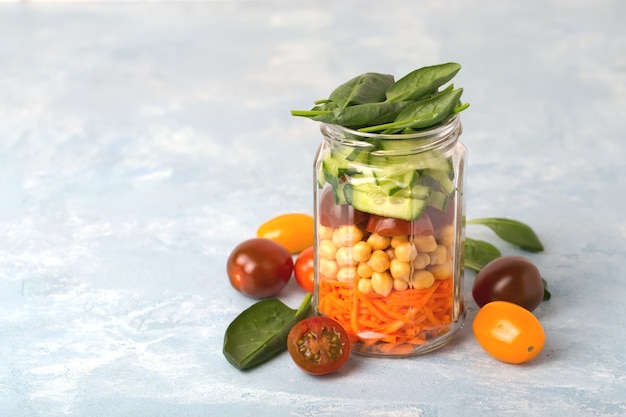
472,256 -> 544,311
319,187 -> 368,227
365,213 -> 434,237
226,238 -> 293,299
287,316 -> 351,375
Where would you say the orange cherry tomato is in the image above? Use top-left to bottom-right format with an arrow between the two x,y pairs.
294,246 -> 315,293
257,213 -> 314,254
473,301 -> 545,364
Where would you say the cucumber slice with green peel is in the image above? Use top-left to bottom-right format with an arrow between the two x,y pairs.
367,151 -> 453,172
348,187 -> 427,221
331,144 -> 370,164
422,168 -> 456,194
332,183 -> 349,205
427,189 -> 455,212
393,182 -> 431,199
317,163 -> 326,188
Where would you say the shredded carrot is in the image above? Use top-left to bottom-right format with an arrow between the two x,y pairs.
318,276 -> 455,354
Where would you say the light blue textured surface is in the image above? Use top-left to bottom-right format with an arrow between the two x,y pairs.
1,1 -> 625,416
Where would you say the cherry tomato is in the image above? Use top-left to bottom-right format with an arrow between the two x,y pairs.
287,316 -> 351,375
319,187 -> 368,227
425,196 -> 456,230
257,213 -> 314,254
294,246 -> 315,293
473,301 -> 545,364
365,213 -> 434,237
472,256 -> 544,311
226,238 -> 293,299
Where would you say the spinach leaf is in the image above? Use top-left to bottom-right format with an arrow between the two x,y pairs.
467,218 -> 544,252
223,294 -> 312,370
464,237 -> 501,272
385,62 -> 461,102
329,72 -> 394,109
359,88 -> 464,133
311,101 -> 412,129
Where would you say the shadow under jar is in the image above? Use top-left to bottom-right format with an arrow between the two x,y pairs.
313,115 -> 467,357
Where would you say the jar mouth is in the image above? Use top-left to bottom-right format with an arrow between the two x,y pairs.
320,115 -> 462,154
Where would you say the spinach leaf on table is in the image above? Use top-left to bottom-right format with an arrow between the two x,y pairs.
467,217 -> 544,252
464,237 -> 502,272
223,294 -> 312,370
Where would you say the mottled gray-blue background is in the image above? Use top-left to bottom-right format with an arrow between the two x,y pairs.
1,1 -> 625,416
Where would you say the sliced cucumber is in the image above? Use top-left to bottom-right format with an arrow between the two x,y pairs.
349,188 -> 427,221
368,147 -> 453,173
427,190 -> 455,212
422,168 -> 456,195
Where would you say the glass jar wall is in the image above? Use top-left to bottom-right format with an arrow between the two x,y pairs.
313,115 -> 467,356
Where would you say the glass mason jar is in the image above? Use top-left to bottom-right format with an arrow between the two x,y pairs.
313,115 -> 467,357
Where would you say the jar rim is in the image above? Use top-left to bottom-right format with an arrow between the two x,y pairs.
319,115 -> 462,154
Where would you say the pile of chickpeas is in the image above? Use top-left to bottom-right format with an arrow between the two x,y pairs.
318,222 -> 455,297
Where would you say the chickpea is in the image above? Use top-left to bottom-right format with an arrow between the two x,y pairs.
428,244 -> 448,265
367,250 -> 390,273
428,262 -> 452,281
389,258 -> 410,282
352,241 -> 372,263
438,224 -> 455,247
320,258 -> 339,279
367,233 -> 390,250
318,224 -> 334,240
357,278 -> 373,295
332,225 -> 363,247
385,247 -> 396,261
335,246 -> 356,266
393,278 -> 409,292
319,239 -> 338,260
337,266 -> 357,284
371,271 -> 393,297
394,241 -> 417,263
411,253 -> 431,270
357,262 -> 374,278
413,235 -> 438,252
390,235 -> 409,248
411,270 -> 435,289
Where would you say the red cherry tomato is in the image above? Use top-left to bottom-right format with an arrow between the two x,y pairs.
226,238 -> 293,299
365,213 -> 434,237
473,301 -> 545,364
294,246 -> 315,293
319,187 -> 368,227
425,196 -> 456,230
287,316 -> 351,375
472,256 -> 544,311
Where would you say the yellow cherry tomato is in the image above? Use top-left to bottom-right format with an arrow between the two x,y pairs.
257,213 -> 314,254
473,301 -> 545,364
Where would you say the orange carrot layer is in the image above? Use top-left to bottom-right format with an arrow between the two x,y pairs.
318,277 -> 454,352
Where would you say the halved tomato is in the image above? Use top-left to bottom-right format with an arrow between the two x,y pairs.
319,187 -> 368,227
287,316 -> 351,375
425,196 -> 456,230
365,213 -> 434,237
